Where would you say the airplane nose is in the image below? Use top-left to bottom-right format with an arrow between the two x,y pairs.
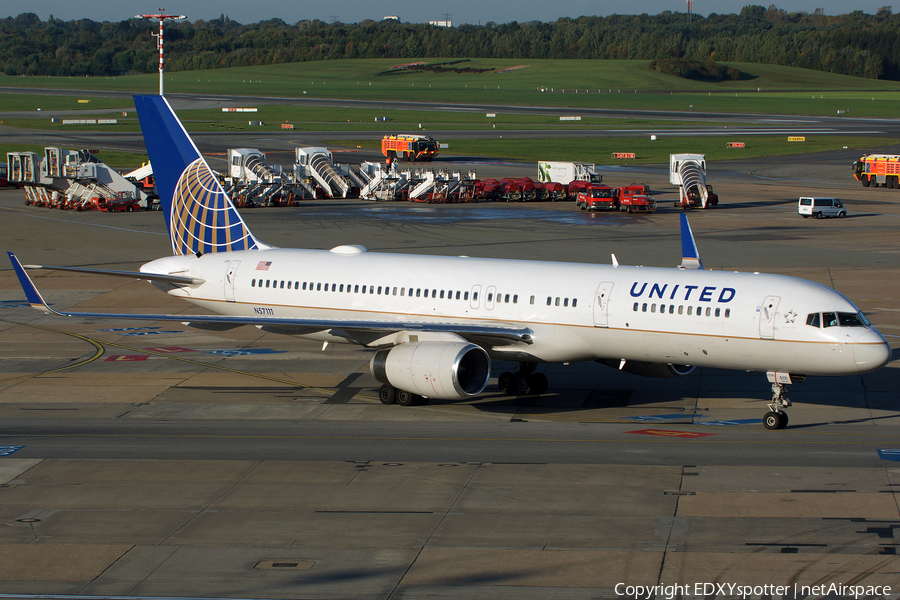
854,329 -> 892,372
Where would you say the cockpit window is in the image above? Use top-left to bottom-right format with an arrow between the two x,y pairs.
838,312 -> 866,327
808,311 -> 870,329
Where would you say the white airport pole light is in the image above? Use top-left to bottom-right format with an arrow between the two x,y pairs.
136,11 -> 187,96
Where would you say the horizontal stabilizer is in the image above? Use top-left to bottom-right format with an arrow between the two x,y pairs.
22,263 -> 204,285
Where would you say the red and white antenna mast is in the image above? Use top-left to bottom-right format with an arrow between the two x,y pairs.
136,10 -> 186,95
686,0 -> 694,22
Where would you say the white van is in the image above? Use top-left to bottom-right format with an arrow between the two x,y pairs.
799,197 -> 846,219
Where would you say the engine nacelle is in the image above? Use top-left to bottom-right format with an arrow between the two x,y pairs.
370,342 -> 491,400
598,359 -> 695,378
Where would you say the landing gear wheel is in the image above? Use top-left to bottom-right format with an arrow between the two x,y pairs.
498,371 -> 514,394
764,378 -> 792,430
778,412 -> 789,428
763,411 -> 781,430
530,372 -> 549,395
511,374 -> 530,396
396,390 -> 417,406
379,384 -> 396,405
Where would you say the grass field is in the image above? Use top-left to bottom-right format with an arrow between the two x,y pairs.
3,59 -> 900,118
331,135 -> 887,165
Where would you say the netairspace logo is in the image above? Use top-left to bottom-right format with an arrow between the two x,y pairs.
614,583 -> 892,600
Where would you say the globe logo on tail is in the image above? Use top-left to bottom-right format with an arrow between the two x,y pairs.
170,159 -> 258,256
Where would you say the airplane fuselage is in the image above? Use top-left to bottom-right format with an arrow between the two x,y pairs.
143,246 -> 890,377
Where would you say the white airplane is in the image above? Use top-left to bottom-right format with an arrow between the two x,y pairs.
7,95 -> 892,430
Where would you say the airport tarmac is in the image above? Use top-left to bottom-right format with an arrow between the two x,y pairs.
1,154 -> 900,599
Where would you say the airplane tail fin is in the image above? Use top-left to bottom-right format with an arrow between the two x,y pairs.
679,213 -> 704,270
133,95 -> 261,256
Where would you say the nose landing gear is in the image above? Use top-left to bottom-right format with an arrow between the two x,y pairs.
763,372 -> 804,430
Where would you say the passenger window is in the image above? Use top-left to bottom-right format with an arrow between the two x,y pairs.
572,298 -> 576,307
642,303 -> 648,312
634,302 -> 639,311
393,287 -> 398,296
505,294 -> 510,303
266,280 -> 270,288
287,281 -> 292,289
465,292 -> 469,300
650,303 -> 656,313
251,279 -> 256,287
823,312 -> 838,327
678,305 -> 683,315
333,284 -> 337,292
669,305 -> 674,314
378,286 -> 382,294
725,309 -> 730,318
705,307 -> 711,317
715,308 -> 721,317
354,285 -> 359,293
441,290 -> 446,299
530,296 -> 535,305
555,297 -> 560,306
806,313 -> 820,328
302,282 -> 307,290
564,298 -> 569,307
697,306 -> 702,316
456,291 -> 461,300
295,282 -> 299,289
401,288 -> 405,297
659,304 -> 665,313
474,292 -> 478,300
316,283 -> 321,291
687,306 -> 693,315
432,290 -> 437,298
339,284 -> 344,292
547,297 -> 552,306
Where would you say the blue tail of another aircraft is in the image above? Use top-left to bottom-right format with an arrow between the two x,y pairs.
134,95 -> 260,256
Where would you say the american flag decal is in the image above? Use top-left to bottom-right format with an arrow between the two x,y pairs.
256,261 -> 272,271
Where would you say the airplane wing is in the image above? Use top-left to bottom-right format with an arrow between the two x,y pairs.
21,263 -> 204,285
8,252 -> 533,346
679,213 -> 704,270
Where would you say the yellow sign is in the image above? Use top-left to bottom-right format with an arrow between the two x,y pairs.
77,99 -> 91,104
788,136 -> 806,142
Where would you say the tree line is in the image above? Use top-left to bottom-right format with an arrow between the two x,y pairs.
2,6 -> 899,81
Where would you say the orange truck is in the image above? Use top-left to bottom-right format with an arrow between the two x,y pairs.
853,154 -> 900,188
381,135 -> 439,162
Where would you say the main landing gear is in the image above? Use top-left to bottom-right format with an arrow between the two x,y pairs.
497,363 -> 549,396
762,372 -> 799,430
379,384 -> 428,406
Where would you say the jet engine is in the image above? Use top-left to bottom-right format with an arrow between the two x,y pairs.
598,359 -> 695,378
370,342 -> 491,400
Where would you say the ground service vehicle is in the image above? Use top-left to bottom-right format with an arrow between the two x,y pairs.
670,154 -> 718,208
799,197 -> 846,219
853,154 -> 900,188
382,135 -> 439,162
575,185 -> 616,210
538,161 -> 602,185
616,184 -> 656,213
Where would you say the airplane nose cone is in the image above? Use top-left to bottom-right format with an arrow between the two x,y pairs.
854,329 -> 892,372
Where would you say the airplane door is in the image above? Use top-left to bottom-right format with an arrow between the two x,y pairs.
224,260 -> 240,302
759,295 -> 780,339
593,282 -> 614,327
485,285 -> 497,310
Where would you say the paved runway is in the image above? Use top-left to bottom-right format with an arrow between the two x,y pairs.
1,142 -> 900,597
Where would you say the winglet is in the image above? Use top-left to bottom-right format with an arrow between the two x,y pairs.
7,252 -> 54,313
679,214 -> 704,270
